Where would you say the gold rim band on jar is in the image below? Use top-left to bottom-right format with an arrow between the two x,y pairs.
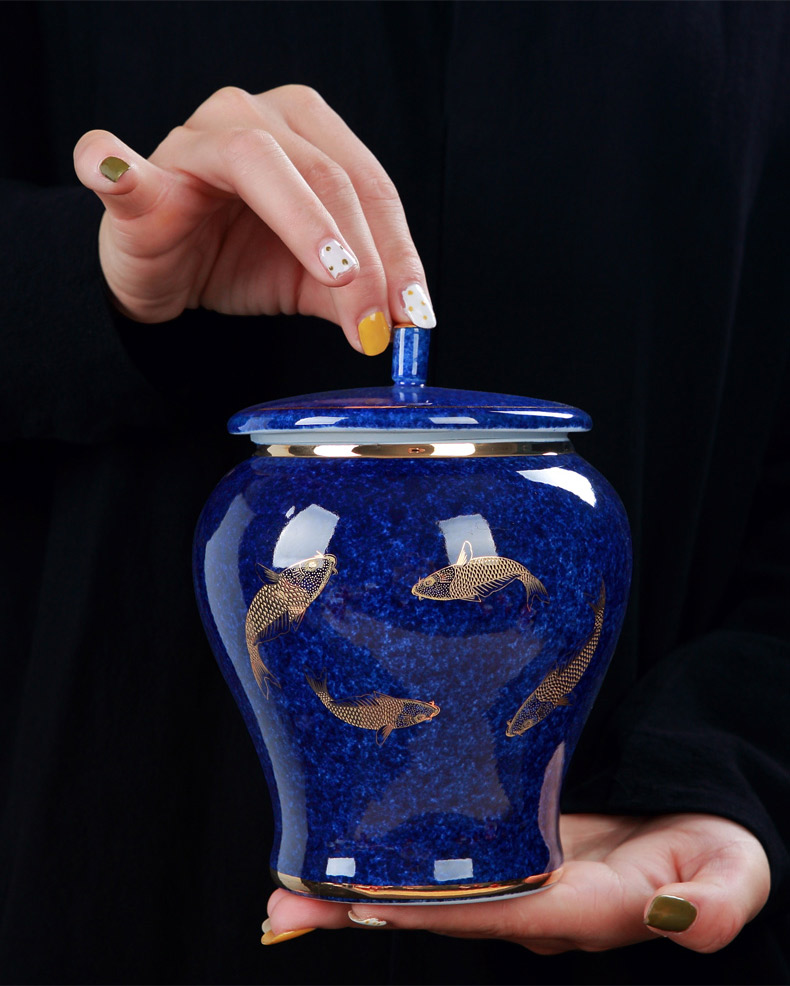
255,440 -> 574,458
275,868 -> 562,901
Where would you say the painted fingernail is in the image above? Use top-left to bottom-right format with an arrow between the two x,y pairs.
401,283 -> 436,328
319,238 -> 359,279
644,895 -> 697,933
357,311 -> 391,355
260,917 -> 316,946
99,157 -> 130,182
348,910 -> 388,928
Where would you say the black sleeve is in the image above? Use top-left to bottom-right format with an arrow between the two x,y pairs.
562,33 -> 790,908
568,385 -> 790,914
0,182 -> 166,444
597,631 -> 789,908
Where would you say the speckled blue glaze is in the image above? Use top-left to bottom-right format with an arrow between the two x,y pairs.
227,386 -> 591,435
392,324 -> 431,385
193,446 -> 631,902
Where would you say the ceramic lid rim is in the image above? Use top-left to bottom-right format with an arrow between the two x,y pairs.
228,386 -> 592,435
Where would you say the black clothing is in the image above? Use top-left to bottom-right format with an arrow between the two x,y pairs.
2,2 -> 789,983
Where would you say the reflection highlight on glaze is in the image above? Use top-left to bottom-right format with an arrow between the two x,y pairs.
439,513 -> 498,564
293,416 -> 347,426
434,858 -> 474,881
203,494 -> 309,871
537,743 -> 565,857
493,409 -> 575,419
272,503 -> 340,567
205,494 -> 255,663
326,857 -> 356,878
517,467 -> 596,506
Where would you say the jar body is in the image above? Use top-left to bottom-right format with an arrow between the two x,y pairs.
193,449 -> 631,902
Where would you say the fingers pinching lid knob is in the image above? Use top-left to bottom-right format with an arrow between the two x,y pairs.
391,323 -> 431,386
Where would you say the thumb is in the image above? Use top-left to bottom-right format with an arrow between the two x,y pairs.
643,831 -> 770,953
73,129 -> 170,220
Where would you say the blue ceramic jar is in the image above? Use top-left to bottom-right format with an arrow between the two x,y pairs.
193,327 -> 631,904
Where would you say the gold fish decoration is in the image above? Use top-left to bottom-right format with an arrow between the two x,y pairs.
506,580 -> 605,736
411,541 -> 548,609
305,673 -> 440,745
245,552 -> 337,697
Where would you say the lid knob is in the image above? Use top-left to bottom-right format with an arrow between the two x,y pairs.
391,323 -> 431,386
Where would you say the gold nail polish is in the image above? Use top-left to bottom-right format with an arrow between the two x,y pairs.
99,157 -> 130,182
261,926 -> 316,946
357,311 -> 390,356
644,895 -> 697,933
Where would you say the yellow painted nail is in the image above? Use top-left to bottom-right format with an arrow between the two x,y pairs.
99,157 -> 130,182
261,926 -> 316,946
357,311 -> 391,356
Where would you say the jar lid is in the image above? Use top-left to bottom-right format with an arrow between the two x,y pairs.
228,326 -> 591,446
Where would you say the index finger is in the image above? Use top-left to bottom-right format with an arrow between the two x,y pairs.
270,85 -> 437,330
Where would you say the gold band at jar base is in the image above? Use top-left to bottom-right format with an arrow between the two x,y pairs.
257,441 -> 574,459
274,868 -> 562,902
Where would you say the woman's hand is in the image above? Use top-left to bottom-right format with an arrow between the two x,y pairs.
73,84 -> 435,354
263,813 -> 770,953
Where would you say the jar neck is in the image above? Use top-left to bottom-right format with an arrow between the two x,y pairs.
254,438 -> 575,459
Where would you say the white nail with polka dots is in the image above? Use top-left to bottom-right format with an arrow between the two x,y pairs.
401,283 -> 437,328
319,238 -> 359,279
